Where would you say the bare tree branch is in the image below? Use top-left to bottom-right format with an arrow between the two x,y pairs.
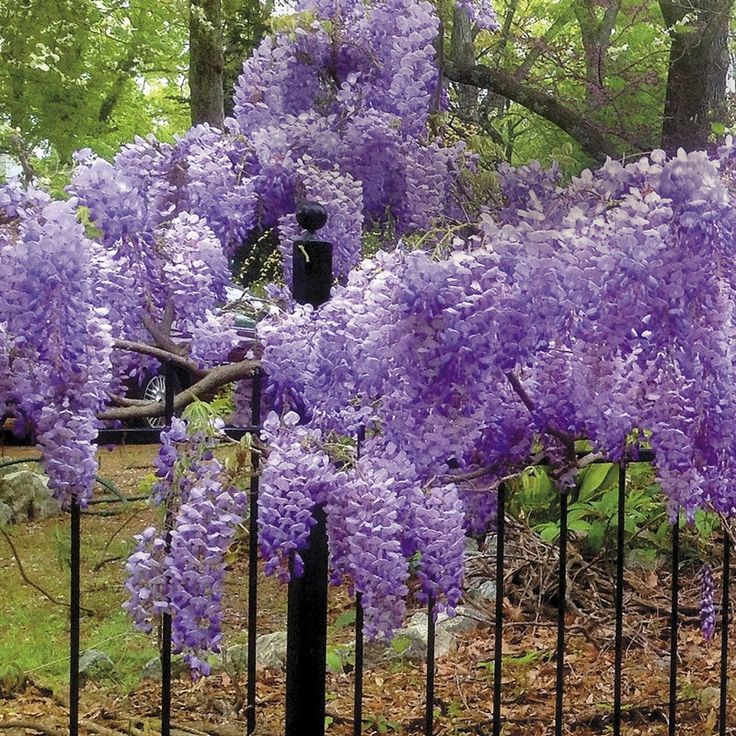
443,60 -> 622,162
505,371 -> 577,455
98,360 -> 258,421
8,134 -> 36,184
112,338 -> 204,376
140,304 -> 188,356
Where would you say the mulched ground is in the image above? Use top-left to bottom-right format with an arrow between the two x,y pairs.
0,443 -> 734,735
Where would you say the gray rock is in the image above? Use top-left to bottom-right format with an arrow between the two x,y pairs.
464,537 -> 480,554
0,502 -> 12,527
363,609 -> 475,666
79,649 -> 114,681
0,470 -> 60,524
141,655 -> 187,680
472,580 -> 497,602
436,606 -> 480,636
221,642 -> 249,673
256,631 -> 288,671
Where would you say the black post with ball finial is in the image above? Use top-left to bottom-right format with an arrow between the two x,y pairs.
285,201 -> 332,736
291,201 -> 332,309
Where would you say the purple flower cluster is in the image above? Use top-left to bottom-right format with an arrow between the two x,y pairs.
456,0 -> 501,30
189,311 -> 242,368
166,457 -> 247,674
69,0 -> 476,295
258,419 -> 467,637
258,412 -> 337,580
124,417 -> 247,675
261,147 -> 736,539
700,563 -> 716,642
0,186 -> 112,507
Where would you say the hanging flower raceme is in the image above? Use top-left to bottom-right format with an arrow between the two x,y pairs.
258,415 -> 466,638
0,185 -> 113,508
700,563 -> 716,642
124,417 -> 248,675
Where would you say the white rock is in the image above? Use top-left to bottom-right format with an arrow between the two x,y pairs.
0,470 -> 60,524
255,631 -> 288,671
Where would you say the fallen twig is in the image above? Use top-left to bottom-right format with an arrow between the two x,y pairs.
0,721 -> 65,736
0,528 -> 94,615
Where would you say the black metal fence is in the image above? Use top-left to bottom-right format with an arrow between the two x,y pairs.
13,414 -> 733,736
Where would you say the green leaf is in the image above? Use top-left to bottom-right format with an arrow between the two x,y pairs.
333,609 -> 357,629
536,522 -> 560,542
326,647 -> 343,673
587,522 -> 606,553
391,635 -> 412,655
578,463 -> 615,501
568,519 -> 592,534
711,121 -> 726,136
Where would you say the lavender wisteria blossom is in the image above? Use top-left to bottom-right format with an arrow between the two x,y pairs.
124,417 -> 248,674
0,184 -> 112,507
700,563 -> 716,642
261,146 -> 736,528
9,0 -> 736,668
70,0 -> 468,296
258,414 -> 465,636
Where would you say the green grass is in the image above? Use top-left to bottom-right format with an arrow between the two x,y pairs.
0,508 -> 158,694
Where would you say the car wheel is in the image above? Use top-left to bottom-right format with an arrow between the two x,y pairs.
134,369 -> 186,429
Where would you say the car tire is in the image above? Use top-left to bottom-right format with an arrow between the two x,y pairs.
132,368 -> 187,429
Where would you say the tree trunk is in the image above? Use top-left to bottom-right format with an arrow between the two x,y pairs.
659,0 -> 733,153
450,6 -> 480,122
572,0 -> 620,108
189,0 -> 225,127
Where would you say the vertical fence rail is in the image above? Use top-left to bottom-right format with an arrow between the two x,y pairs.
247,369 -> 262,736
555,489 -> 568,736
425,597 -> 436,736
354,425 -> 366,736
719,527 -> 731,736
285,506 -> 329,736
69,499 -> 81,736
160,361 -> 176,736
354,594 -> 364,736
285,203 -> 332,736
613,462 -> 626,735
492,483 -> 506,736
669,515 -> 680,736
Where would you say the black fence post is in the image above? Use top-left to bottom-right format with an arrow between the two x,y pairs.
613,461 -> 626,736
492,483 -> 506,736
160,361 -> 175,736
555,488 -> 568,736
69,498 -> 81,736
285,202 -> 333,736
247,369 -> 262,736
354,426 -> 366,736
425,597 -> 436,736
719,526 -> 731,736
669,514 -> 680,736
353,594 -> 364,736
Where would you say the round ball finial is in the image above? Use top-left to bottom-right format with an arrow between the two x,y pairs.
296,201 -> 328,233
